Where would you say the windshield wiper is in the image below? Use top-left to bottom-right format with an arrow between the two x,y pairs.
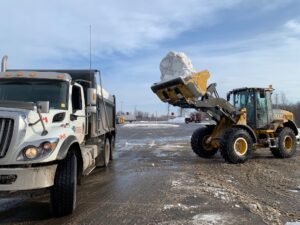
28,103 -> 48,136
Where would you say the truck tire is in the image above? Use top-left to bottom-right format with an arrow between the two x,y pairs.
103,138 -> 110,167
191,127 -> 218,158
220,128 -> 253,164
110,136 -> 115,160
51,151 -> 77,217
271,127 -> 296,158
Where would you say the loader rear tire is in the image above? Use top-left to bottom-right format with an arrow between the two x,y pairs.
270,127 -> 296,158
191,126 -> 218,158
220,128 -> 253,164
51,151 -> 77,217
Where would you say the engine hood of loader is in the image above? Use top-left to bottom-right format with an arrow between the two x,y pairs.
272,109 -> 294,122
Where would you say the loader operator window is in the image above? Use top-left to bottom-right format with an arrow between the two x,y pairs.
0,79 -> 68,109
234,91 -> 256,126
256,91 -> 268,128
234,91 -> 248,110
72,85 -> 82,112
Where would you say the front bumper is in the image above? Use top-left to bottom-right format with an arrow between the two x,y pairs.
0,164 -> 57,191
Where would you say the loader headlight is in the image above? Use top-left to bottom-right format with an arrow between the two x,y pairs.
18,138 -> 59,161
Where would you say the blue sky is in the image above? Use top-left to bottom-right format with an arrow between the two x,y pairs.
1,0 -> 300,115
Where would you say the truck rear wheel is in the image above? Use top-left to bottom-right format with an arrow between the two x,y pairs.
191,126 -> 218,158
271,127 -> 296,158
220,128 -> 253,164
110,136 -> 115,160
51,151 -> 77,217
103,138 -> 111,167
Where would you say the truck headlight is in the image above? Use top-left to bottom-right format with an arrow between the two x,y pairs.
40,141 -> 58,152
24,146 -> 39,159
18,138 -> 59,161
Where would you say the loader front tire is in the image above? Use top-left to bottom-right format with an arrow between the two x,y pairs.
220,128 -> 253,164
191,127 -> 218,158
271,127 -> 296,158
51,151 -> 77,217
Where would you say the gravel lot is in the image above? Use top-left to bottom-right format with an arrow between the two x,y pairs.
0,122 -> 299,225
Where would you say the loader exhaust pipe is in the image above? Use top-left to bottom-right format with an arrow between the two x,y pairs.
1,55 -> 8,72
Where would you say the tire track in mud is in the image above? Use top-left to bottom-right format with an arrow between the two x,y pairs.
243,160 -> 300,222
171,151 -> 300,225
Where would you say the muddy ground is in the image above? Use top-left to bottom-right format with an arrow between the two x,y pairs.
0,123 -> 299,225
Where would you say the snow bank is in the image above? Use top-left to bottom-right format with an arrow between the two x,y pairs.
168,117 -> 186,123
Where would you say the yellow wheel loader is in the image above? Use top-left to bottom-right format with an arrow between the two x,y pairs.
151,70 -> 298,163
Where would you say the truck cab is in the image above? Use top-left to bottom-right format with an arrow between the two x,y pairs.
0,67 -> 116,216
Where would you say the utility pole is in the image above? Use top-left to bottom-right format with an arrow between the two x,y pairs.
179,107 -> 184,117
121,101 -> 123,114
275,93 -> 278,108
167,103 -> 170,121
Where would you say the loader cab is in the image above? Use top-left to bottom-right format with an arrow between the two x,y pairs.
228,87 -> 274,129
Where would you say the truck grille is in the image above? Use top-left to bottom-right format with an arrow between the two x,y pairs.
0,119 -> 14,158
0,175 -> 17,184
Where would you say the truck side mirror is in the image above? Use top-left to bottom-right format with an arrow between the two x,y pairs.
37,101 -> 50,113
87,88 -> 97,106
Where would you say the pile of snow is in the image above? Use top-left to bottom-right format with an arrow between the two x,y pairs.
192,213 -> 224,225
168,117 -> 186,123
160,51 -> 196,81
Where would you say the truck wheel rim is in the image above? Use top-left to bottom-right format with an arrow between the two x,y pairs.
284,136 -> 292,151
234,137 -> 248,156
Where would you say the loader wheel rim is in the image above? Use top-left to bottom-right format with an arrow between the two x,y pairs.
202,135 -> 213,151
233,137 -> 248,156
284,136 -> 293,151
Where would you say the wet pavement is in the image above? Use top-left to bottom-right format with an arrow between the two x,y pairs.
0,123 -> 299,225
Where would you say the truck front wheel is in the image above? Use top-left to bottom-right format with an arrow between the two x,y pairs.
51,151 -> 77,217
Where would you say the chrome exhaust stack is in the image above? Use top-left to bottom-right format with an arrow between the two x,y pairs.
1,55 -> 8,72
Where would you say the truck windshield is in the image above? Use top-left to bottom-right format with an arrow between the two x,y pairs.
0,79 -> 68,110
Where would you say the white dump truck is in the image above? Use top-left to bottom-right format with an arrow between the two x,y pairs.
0,56 -> 116,216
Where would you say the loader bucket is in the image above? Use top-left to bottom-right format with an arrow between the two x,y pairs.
151,70 -> 210,107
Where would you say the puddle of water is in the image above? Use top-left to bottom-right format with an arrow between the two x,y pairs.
116,136 -> 191,151
122,123 -> 180,128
